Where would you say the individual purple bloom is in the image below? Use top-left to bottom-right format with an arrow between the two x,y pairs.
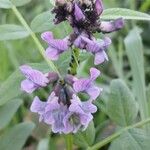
30,92 -> 68,134
81,36 -> 111,65
63,95 -> 97,133
74,3 -> 85,22
73,32 -> 89,49
41,32 -> 69,60
95,0 -> 103,16
20,65 -> 49,93
73,68 -> 102,100
100,18 -> 125,33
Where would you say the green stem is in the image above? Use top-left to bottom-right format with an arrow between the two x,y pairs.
87,118 -> 150,150
11,5 -> 61,77
65,134 -> 73,150
68,48 -> 79,75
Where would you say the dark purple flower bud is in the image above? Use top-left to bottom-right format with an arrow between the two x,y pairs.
74,3 -> 85,22
95,0 -> 103,16
100,18 -> 125,33
47,72 -> 59,83
41,32 -> 69,60
20,65 -> 49,93
64,74 -> 78,85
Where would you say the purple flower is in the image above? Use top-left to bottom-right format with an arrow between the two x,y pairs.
73,68 -> 102,100
30,92 -> 68,133
41,32 -> 69,60
100,18 -> 125,33
95,0 -> 103,16
20,65 -> 49,93
63,95 -> 97,133
74,35 -> 111,65
74,3 -> 85,22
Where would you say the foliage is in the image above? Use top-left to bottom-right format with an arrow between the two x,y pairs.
0,0 -> 150,149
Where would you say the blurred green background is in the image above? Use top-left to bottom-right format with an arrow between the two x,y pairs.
0,0 -> 150,150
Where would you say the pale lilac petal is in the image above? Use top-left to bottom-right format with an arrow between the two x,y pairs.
48,39 -> 68,51
90,68 -> 100,81
63,112 -> 81,133
94,51 -> 108,65
20,65 -> 49,87
63,113 -> 74,134
82,101 -> 97,113
21,79 -> 37,93
74,36 -> 85,49
45,47 -> 59,60
86,86 -> 101,100
41,32 -> 53,43
95,0 -> 103,16
74,4 -> 85,21
51,105 -> 68,133
100,18 -> 124,33
80,114 -> 93,127
30,96 -> 46,114
73,79 -> 90,93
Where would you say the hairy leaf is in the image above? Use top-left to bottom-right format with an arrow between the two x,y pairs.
124,27 -> 149,120
0,24 -> 29,41
109,129 -> 150,150
0,99 -> 22,129
106,79 -> 138,126
101,8 -> 150,21
31,11 -> 55,33
0,122 -> 35,150
0,0 -> 12,9
11,0 -> 32,7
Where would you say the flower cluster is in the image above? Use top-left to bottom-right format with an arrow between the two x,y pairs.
20,65 -> 101,133
20,0 -> 124,134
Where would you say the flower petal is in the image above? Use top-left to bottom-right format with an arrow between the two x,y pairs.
45,47 -> 59,60
74,4 -> 85,21
20,65 -> 49,87
30,96 -> 46,114
73,79 -> 90,93
90,68 -> 100,81
95,0 -> 103,16
41,31 -> 53,43
100,18 -> 124,33
94,51 -> 108,65
21,79 -> 37,93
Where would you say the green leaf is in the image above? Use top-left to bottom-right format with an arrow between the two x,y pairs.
74,121 -> 95,148
31,11 -> 55,33
101,8 -> 150,21
0,24 -> 29,41
0,63 -> 49,106
109,129 -> 150,150
10,0 -> 32,7
0,99 -> 22,129
37,138 -> 49,150
106,79 -> 138,126
49,0 -> 55,6
0,0 -> 12,9
124,27 -> 149,120
0,122 -> 35,150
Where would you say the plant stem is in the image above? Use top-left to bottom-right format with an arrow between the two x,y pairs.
65,134 -> 73,150
11,5 -> 61,77
68,48 -> 79,75
87,118 -> 150,150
